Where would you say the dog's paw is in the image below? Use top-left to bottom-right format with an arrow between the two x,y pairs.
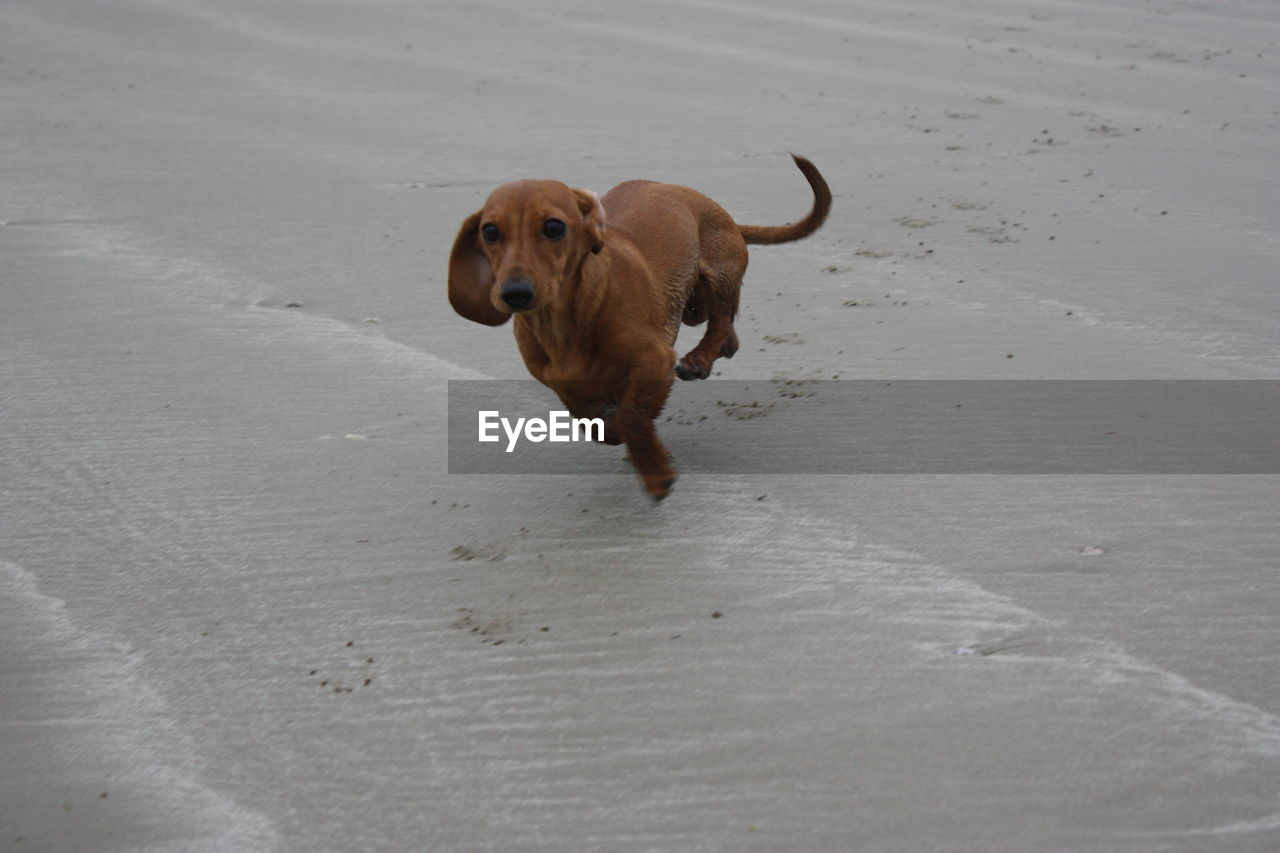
675,361 -> 710,381
647,475 -> 677,502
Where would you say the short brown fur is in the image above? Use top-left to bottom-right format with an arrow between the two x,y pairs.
448,155 -> 831,500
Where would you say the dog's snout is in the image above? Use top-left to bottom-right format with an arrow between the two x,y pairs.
500,278 -> 535,311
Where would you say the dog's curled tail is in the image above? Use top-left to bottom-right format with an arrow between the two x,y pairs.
737,154 -> 832,245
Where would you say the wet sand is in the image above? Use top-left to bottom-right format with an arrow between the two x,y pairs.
2,1 -> 1278,849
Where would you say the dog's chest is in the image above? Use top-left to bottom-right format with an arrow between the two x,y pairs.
532,351 -> 620,387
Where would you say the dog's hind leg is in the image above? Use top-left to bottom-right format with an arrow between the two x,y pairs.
718,326 -> 739,359
676,260 -> 744,381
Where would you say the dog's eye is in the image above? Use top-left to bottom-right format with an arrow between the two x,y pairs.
481,223 -> 501,244
542,218 -> 567,240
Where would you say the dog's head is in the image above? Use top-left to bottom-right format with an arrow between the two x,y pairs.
448,180 -> 606,325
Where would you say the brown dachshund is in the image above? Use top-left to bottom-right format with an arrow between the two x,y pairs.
448,155 -> 831,500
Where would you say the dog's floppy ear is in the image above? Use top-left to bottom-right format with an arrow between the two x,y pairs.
573,188 -> 606,255
448,210 -> 510,326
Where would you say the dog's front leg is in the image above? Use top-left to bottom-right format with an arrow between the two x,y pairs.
617,370 -> 677,501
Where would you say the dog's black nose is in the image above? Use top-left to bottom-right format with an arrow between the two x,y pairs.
500,278 -> 535,311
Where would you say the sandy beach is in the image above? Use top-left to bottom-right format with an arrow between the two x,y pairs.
2,0 -> 1278,849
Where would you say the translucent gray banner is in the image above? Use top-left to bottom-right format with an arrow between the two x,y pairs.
447,380 -> 1279,474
